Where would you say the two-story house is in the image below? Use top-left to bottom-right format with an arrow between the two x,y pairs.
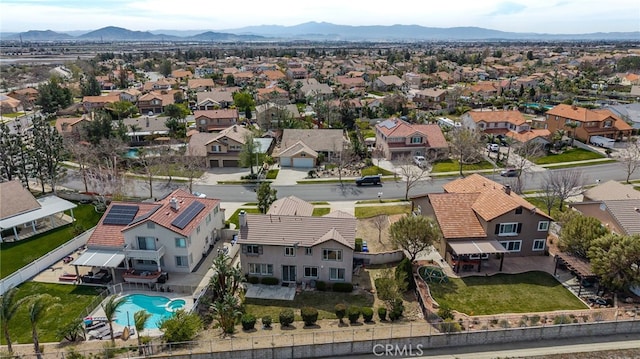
82,94 -> 120,112
375,118 -> 448,160
237,209 -> 357,285
195,90 -> 235,111
411,174 -> 553,273
461,109 -> 551,145
413,88 -> 448,110
188,124 -> 252,168
137,91 -> 176,115
544,104 -> 633,143
194,109 -> 239,132
372,75 -> 406,92
73,190 -> 224,282
187,78 -> 215,92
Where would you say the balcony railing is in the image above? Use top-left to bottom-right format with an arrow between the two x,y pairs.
126,245 -> 165,261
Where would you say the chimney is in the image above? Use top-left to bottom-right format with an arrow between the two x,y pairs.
504,185 -> 511,195
170,197 -> 179,211
239,210 -> 247,227
572,104 -> 577,110
233,126 -> 237,132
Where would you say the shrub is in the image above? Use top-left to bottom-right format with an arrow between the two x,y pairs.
261,277 -> 279,285
553,315 -> 572,325
348,306 -> 361,324
316,281 -> 329,291
279,309 -> 294,327
335,304 -> 347,323
355,238 -> 363,252
378,307 -> 387,321
499,319 -> 510,328
241,314 -> 256,330
438,304 -> 454,320
332,283 -> 353,293
439,319 -> 462,333
262,315 -> 272,328
395,257 -> 416,290
247,276 -> 259,284
301,307 -> 319,326
361,307 -> 374,322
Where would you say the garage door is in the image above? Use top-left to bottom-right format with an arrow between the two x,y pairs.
209,160 -> 219,168
280,158 -> 292,167
292,158 -> 314,168
222,160 -> 239,167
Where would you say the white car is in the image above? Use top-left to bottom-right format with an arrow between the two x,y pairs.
413,155 -> 427,167
487,143 -> 499,152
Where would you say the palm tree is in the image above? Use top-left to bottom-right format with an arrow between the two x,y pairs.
565,120 -> 579,146
0,287 -> 27,353
102,295 -> 127,345
134,310 -> 152,355
26,294 -> 61,359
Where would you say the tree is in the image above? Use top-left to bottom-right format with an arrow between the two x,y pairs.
36,76 -> 73,114
372,214 -> 388,243
208,253 -> 245,334
239,134 -> 259,175
232,91 -> 255,115
57,318 -> 85,343
65,140 -> 93,192
374,268 -> 407,308
506,141 -> 545,194
0,287 -> 27,353
159,309 -> 202,343
26,294 -> 61,359
547,169 -> 586,210
164,103 -> 189,121
448,128 -> 484,176
81,74 -> 102,96
102,295 -> 127,345
159,59 -> 172,77
256,181 -> 277,213
30,116 -> 66,193
136,148 -> 162,199
564,121 -> 579,146
558,211 -> 609,259
165,118 -> 187,139
106,101 -> 138,121
395,155 -> 432,200
588,234 -> 640,292
210,292 -> 242,334
134,310 -> 152,355
619,140 -> 640,183
180,146 -> 205,194
389,215 -> 442,261
538,179 -> 559,216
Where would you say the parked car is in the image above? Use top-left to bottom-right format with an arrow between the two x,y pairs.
487,143 -> 499,152
413,155 -> 427,168
500,168 -> 520,177
355,175 -> 381,186
361,241 -> 369,252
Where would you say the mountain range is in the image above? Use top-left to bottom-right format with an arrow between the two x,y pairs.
2,22 -> 638,42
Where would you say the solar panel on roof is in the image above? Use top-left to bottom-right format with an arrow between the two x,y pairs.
171,201 -> 205,230
128,206 -> 161,226
103,205 -> 139,225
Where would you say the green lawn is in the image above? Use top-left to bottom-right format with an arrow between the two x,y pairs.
524,196 -> 565,220
355,204 -> 411,218
361,165 -> 394,176
266,169 -> 279,179
432,159 -> 494,173
534,148 -> 605,165
1,112 -> 25,118
0,204 -> 102,277
225,207 -> 261,227
1,282 -> 101,344
541,159 -> 617,169
147,163 -> 204,178
312,207 -> 331,216
244,291 -> 373,322
426,271 -> 587,315
356,199 -> 406,204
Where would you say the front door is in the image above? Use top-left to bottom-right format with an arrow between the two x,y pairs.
282,265 -> 296,283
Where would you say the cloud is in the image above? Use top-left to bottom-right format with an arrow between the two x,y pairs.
489,2 -> 527,15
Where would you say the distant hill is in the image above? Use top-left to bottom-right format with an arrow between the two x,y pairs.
78,26 -> 179,41
187,31 -> 266,42
6,30 -> 74,41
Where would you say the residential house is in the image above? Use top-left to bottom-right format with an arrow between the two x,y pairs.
296,78 -> 334,100
465,81 -> 500,100
237,209 -> 357,284
375,118 -> 448,160
372,75 -> 406,92
195,88 -> 239,110
187,78 -> 215,92
280,129 -> 346,163
602,103 -> 640,129
82,93 -> 120,112
171,69 -> 194,82
7,88 -> 38,109
120,88 -> 142,103
267,196 -> 314,217
74,189 -> 224,278
142,78 -> 176,92
544,104 -> 633,142
411,174 -> 553,272
122,116 -> 170,143
276,140 -> 318,168
256,87 -> 289,103
188,124 -> 252,168
572,181 -> 640,236
334,75 -> 366,93
137,91 -> 176,115
255,102 -> 302,129
0,94 -> 21,114
413,88 -> 448,110
286,67 -> 308,80
461,109 -> 551,145
194,109 -> 239,132
260,70 -> 286,82
55,116 -> 90,137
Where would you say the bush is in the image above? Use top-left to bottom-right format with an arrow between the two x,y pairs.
377,307 -> 387,321
316,281 -> 329,291
361,307 -> 374,322
348,306 -> 361,324
388,300 -> 404,322
395,257 -> 416,290
553,315 -> 572,325
262,315 -> 272,328
355,238 -> 363,252
332,283 -> 353,293
261,277 -> 279,285
301,307 -> 319,326
279,309 -> 294,327
241,314 -> 256,330
439,319 -> 462,333
335,304 -> 347,323
438,304 -> 454,320
247,276 -> 260,284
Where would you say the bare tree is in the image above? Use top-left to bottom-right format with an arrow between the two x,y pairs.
538,179 -> 559,216
65,140 -> 93,193
136,148 -> 163,199
507,141 -> 545,194
395,155 -> 432,200
448,128 -> 484,176
547,169 -> 586,211
181,147 -> 206,194
86,138 -> 128,203
333,144 -> 359,186
372,214 -> 389,243
618,139 -> 640,183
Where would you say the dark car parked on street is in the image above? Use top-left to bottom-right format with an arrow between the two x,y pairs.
355,175 -> 382,186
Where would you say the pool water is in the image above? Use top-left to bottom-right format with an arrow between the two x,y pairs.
114,294 -> 186,330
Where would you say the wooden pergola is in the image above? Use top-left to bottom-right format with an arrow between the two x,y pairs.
554,253 -> 598,296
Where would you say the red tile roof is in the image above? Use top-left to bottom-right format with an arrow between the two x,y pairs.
376,119 -> 448,148
466,110 -> 526,125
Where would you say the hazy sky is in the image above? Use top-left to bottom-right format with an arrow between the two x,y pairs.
1,0 -> 638,34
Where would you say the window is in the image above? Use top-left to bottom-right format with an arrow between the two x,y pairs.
244,244 -> 262,255
147,222 -> 155,229
499,240 -> 522,252
410,136 -> 422,144
304,266 -> 318,278
214,206 -> 219,214
211,145 -> 221,152
515,207 -> 523,215
305,248 -> 313,256
329,268 -> 345,281
175,256 -> 188,267
206,214 -> 211,224
200,119 -> 206,125
285,247 -> 295,256
532,239 -> 545,251
137,236 -> 156,250
249,263 -> 273,275
496,223 -> 521,236
175,238 -> 186,248
538,221 -> 550,231
604,121 -> 612,128
196,225 -> 201,234
322,249 -> 342,261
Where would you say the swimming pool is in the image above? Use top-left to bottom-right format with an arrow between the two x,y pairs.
114,294 -> 186,330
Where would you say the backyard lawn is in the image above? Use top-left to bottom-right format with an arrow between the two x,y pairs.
244,291 -> 373,322
355,204 -> 411,218
534,148 -> 604,165
432,159 -> 494,173
312,207 -> 331,216
426,271 -> 587,315
225,207 -> 261,227
0,203 -> 103,277
0,282 -> 101,345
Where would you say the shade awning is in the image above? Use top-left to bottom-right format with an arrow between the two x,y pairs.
449,240 -> 508,256
0,195 -> 77,229
72,249 -> 125,268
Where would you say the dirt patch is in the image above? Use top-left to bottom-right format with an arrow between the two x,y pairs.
356,214 -> 404,253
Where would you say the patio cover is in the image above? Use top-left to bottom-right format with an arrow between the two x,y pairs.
72,249 -> 125,268
0,195 -> 76,229
449,240 -> 508,256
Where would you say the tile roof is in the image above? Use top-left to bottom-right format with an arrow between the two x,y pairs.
281,129 -> 345,153
194,109 -> 239,120
187,132 -> 217,156
267,196 -> 314,216
188,78 -> 215,89
583,180 -> 640,201
506,129 -> 551,143
428,193 -> 486,239
375,119 -> 448,149
601,199 -> 640,235
238,214 -> 356,248
0,180 -> 41,220
546,104 -> 610,122
323,210 -> 356,219
276,140 -> 318,158
466,110 -> 526,125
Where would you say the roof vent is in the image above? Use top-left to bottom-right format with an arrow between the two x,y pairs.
504,185 -> 511,195
170,197 -> 179,211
